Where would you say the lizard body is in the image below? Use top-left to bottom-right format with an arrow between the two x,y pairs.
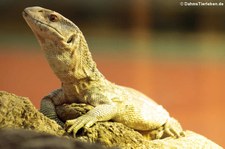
23,6 -> 184,139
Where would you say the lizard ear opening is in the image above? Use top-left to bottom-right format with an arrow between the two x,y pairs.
67,34 -> 75,44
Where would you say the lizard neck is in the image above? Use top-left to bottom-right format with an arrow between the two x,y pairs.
43,33 -> 106,100
74,34 -> 105,81
43,32 -> 104,81
62,78 -> 106,102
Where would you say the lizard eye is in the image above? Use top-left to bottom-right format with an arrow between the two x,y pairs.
49,14 -> 58,22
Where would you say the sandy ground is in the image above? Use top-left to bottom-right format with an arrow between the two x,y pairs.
0,51 -> 224,147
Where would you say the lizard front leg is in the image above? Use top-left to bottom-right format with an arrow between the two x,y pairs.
40,89 -> 65,127
65,104 -> 118,137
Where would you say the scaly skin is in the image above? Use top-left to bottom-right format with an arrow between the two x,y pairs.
23,6 -> 184,139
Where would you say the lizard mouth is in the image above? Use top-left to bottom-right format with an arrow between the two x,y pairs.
23,10 -> 64,39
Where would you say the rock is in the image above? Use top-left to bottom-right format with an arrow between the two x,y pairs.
149,131 -> 223,149
77,122 -> 149,148
0,128 -> 108,149
0,91 -> 65,136
0,91 -> 223,149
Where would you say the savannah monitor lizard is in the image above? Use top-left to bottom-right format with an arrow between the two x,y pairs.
23,6 -> 184,139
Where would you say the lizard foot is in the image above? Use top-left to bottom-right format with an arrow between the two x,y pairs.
65,115 -> 97,137
149,117 -> 185,139
163,117 -> 185,138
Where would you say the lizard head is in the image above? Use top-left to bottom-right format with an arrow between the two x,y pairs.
23,6 -> 100,82
23,6 -> 79,49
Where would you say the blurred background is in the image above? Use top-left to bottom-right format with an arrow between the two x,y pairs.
0,0 -> 224,146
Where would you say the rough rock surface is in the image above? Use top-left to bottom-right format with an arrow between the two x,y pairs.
0,128 -> 107,149
0,91 -> 223,149
0,91 -> 65,136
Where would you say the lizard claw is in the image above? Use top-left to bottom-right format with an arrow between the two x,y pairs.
65,115 -> 97,137
163,117 -> 185,138
150,117 -> 185,139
